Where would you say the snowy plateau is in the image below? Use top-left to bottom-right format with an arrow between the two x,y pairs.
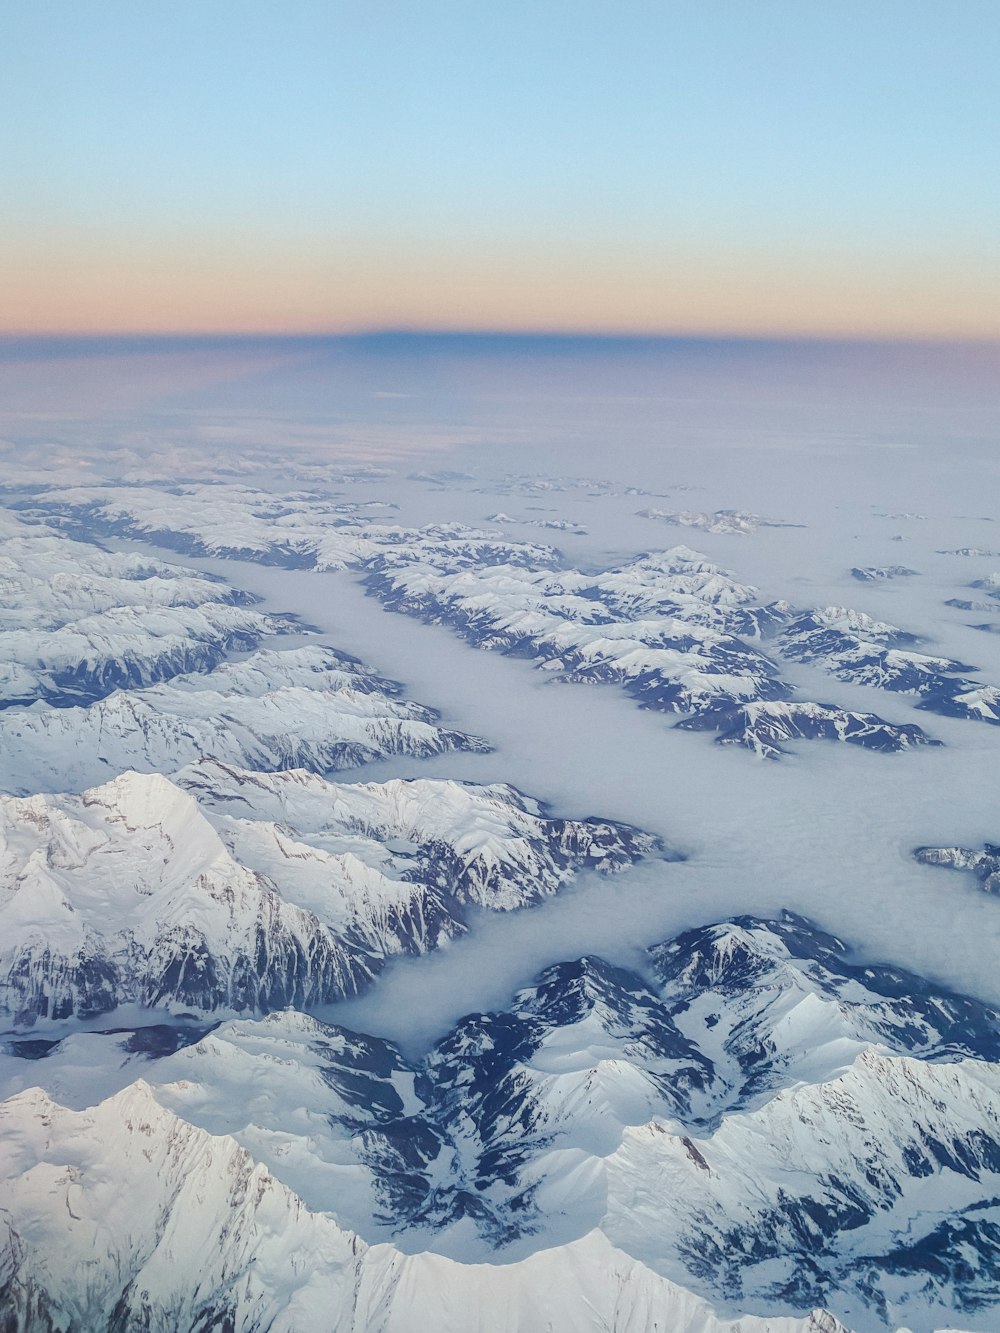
0,436 -> 999,1333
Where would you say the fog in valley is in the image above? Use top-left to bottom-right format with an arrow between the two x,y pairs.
4,336 -> 999,1052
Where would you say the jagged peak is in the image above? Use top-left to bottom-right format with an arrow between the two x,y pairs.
105,1076 -> 166,1117
648,920 -> 788,990
1,1077 -> 167,1128
647,911 -> 848,995
82,769 -> 207,838
523,955 -> 654,1016
226,1008 -> 333,1038
802,605 -> 902,636
634,544 -> 722,570
0,1083 -> 66,1116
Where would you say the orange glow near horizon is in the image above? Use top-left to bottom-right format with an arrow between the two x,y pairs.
4,230 -> 1000,342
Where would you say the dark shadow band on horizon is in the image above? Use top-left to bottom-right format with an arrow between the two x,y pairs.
1,329 -> 998,364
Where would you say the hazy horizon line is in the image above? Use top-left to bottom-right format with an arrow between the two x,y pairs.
3,327 -> 1000,356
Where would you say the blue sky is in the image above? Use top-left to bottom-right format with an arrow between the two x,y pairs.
3,1 -> 999,335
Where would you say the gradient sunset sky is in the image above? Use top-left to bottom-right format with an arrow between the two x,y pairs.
4,1 -> 999,339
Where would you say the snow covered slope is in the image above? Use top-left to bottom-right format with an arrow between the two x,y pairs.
0,1083 -> 853,1333
18,490 -> 950,755
637,507 -> 796,534
0,766 -> 662,1024
676,700 -> 938,758
604,1053 -> 1000,1330
0,645 -> 489,794
914,840 -> 1000,896
366,550 -> 939,753
14,485 -> 557,572
774,607 -> 1000,723
0,511 -> 298,707
2,913 -> 995,1331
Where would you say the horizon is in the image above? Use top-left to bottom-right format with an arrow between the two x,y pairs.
4,327 -> 1000,351
2,325 -> 996,462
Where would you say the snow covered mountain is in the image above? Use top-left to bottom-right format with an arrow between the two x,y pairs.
368,543 -> 782,637
7,372 -> 1000,1333
775,606 -> 1000,725
914,840 -> 1000,896
849,566 -> 919,581
0,1081 -> 853,1333
675,699 -> 938,757
604,1052 -> 1000,1330
919,683 -> 1000,722
0,645 -> 489,795
0,513 -> 256,628
637,507 -> 796,534
16,488 -> 956,755
12,486 -> 558,573
3,912 -> 996,1331
776,607 -> 969,694
365,551 -> 942,754
0,766 -> 662,1025
0,511 -> 298,707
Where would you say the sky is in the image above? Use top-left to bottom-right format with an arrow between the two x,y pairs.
2,1 -> 999,338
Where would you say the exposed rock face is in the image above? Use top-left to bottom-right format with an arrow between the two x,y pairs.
0,766 -> 664,1025
677,699 -> 939,758
914,840 -> 1000,895
0,1081 -> 854,1333
0,511 -> 300,709
4,913 -> 998,1331
18,490 -> 964,754
849,565 -> 919,581
0,645 -> 490,795
638,507 -> 797,535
